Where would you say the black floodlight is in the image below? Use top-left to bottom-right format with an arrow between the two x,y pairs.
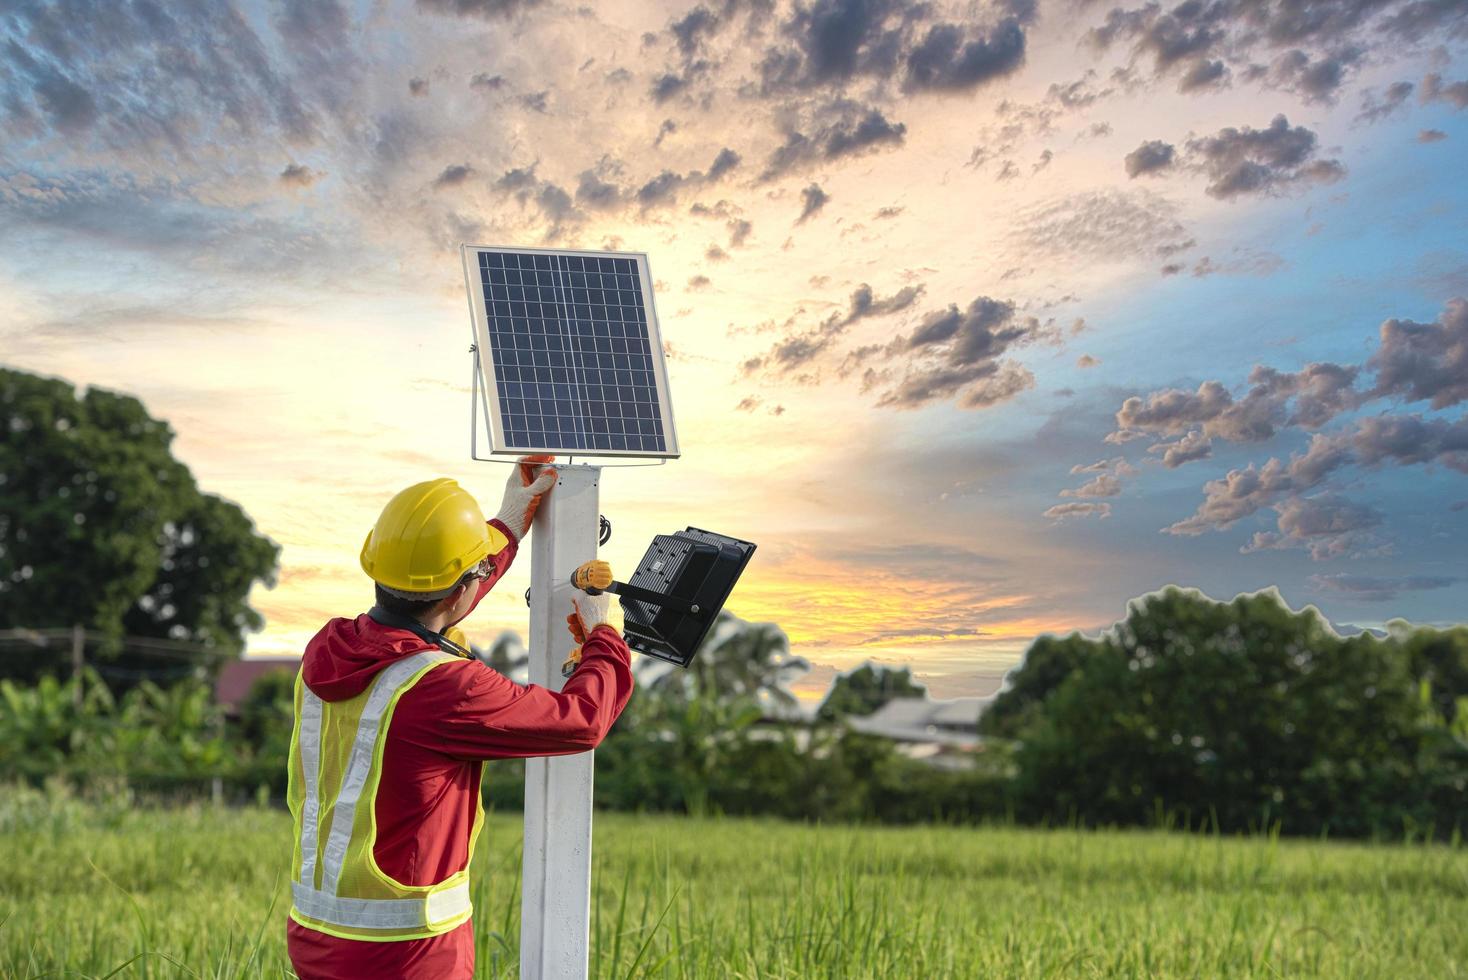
576,528 -> 755,667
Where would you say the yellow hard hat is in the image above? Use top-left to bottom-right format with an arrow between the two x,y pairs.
360,478 -> 510,598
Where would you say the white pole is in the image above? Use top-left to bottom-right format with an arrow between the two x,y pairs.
521,464 -> 600,980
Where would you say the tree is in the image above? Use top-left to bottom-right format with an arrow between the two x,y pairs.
979,632 -> 1101,738
1008,588 -> 1464,837
0,367 -> 278,677
651,611 -> 807,707
816,662 -> 926,721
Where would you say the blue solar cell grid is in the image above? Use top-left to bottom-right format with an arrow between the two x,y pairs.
476,250 -> 668,454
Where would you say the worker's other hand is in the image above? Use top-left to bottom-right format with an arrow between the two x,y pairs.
494,454 -> 557,541
569,592 -> 613,636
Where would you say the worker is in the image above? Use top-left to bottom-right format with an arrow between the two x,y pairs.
285,455 -> 633,980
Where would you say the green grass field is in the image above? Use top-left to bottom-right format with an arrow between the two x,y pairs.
2,791 -> 1466,978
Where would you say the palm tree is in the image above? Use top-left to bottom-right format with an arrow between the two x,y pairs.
653,612 -> 808,708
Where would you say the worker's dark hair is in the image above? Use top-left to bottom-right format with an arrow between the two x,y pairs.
373,585 -> 442,620
372,569 -> 480,621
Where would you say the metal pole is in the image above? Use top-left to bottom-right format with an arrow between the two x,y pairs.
521,464 -> 600,980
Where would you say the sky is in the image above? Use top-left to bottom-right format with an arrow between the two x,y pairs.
2,0 -> 1466,701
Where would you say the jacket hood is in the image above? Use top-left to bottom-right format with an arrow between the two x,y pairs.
301,614 -> 436,701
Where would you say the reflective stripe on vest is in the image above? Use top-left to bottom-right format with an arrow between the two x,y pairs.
289,649 -> 477,940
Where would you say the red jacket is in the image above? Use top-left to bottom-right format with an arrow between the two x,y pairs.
287,522 -> 634,980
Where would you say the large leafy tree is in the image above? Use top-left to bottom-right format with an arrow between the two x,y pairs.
0,367 -> 278,677
1005,588 -> 1466,836
816,662 -> 926,721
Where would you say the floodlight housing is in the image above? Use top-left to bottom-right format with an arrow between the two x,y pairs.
617,527 -> 756,667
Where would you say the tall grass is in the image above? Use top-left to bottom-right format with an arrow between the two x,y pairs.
2,784 -> 1465,978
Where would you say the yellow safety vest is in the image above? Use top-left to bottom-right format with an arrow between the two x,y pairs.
287,650 -> 485,942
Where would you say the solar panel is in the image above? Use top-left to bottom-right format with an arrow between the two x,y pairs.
461,245 -> 680,458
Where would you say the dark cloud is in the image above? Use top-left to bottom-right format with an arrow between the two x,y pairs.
706,147 -> 742,180
1086,0 -> 1465,100
1418,128 -> 1448,142
637,170 -> 687,207
735,396 -> 761,412
1178,58 -> 1229,92
1185,115 -> 1346,199
728,217 -> 753,247
875,296 -> 1054,410
433,163 -> 476,189
705,244 -> 729,261
574,169 -> 622,210
408,77 -> 430,97
519,90 -> 550,113
279,162 -> 323,187
1351,414 -> 1468,472
763,105 -> 907,179
746,281 -> 925,375
1124,139 -> 1176,177
903,20 -> 1027,92
755,0 -> 1027,96
469,73 -> 505,91
0,1 -> 323,154
796,183 -> 829,223
874,205 -> 904,219
1366,298 -> 1468,409
415,0 -> 542,19
688,274 -> 712,291
1309,572 -> 1456,602
1260,48 -> 1358,103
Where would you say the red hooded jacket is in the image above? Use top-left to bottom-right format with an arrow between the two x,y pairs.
287,521 -> 634,980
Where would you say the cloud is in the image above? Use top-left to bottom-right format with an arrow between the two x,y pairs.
746,281 -> 925,375
1185,115 -> 1346,199
1240,494 -> 1384,561
1149,429 -> 1213,468
279,162 -> 323,187
1418,128 -> 1448,143
1060,473 -> 1122,498
1124,140 -> 1176,178
1366,297 -> 1468,409
796,183 -> 829,224
877,297 -> 1054,410
414,0 -> 542,19
1010,189 -> 1193,263
469,73 -> 505,91
1178,58 -> 1229,92
1308,572 -> 1456,602
432,163 -> 476,189
1077,354 -> 1100,368
1421,72 -> 1468,109
0,1 -> 326,154
1112,361 -> 1360,448
408,77 -> 430,97
1356,81 -> 1415,124
1044,502 -> 1111,521
763,106 -> 907,179
706,147 -> 742,180
903,20 -> 1027,92
755,0 -> 1029,96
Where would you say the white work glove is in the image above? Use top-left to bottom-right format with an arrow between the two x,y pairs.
569,593 -> 613,636
494,455 -> 557,542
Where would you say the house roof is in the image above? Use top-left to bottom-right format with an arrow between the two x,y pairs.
846,696 -> 987,747
215,656 -> 299,712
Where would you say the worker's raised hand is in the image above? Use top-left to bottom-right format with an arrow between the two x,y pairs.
570,592 -> 612,635
493,454 -> 557,542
